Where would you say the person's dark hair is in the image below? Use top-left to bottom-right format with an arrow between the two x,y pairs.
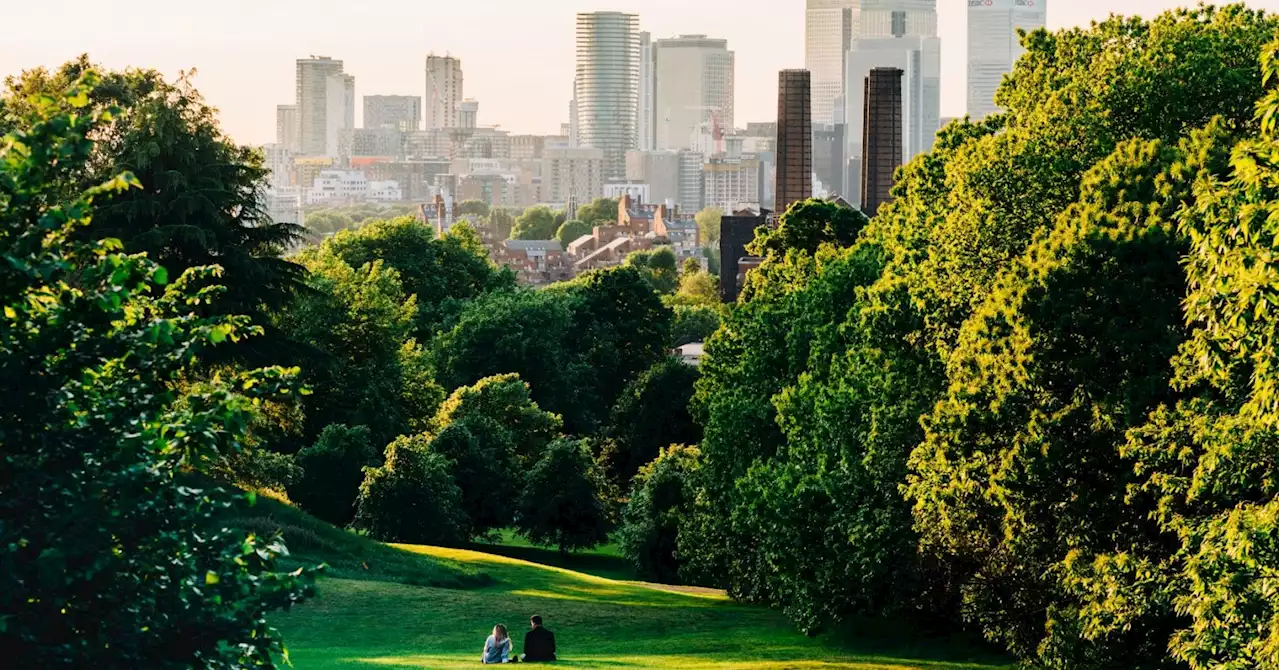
530,615 -> 543,627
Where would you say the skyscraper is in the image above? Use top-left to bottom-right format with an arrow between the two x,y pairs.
967,0 -> 1046,120
276,104 -> 299,153
805,0 -> 857,125
296,56 -> 354,156
425,54 -> 464,129
637,32 -> 656,152
861,67 -> 904,216
574,11 -> 639,181
843,0 -> 939,205
775,69 -> 813,214
363,95 -> 421,132
653,35 -> 734,152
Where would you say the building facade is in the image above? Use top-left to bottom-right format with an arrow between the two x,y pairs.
574,11 -> 639,182
363,95 -> 421,132
775,69 -> 813,214
861,67 -> 904,216
276,104 -> 299,153
425,54 -> 464,129
296,56 -> 354,156
804,0 -> 857,125
702,157 -> 761,212
544,146 -> 605,207
625,149 -> 681,205
653,34 -> 734,151
967,0 -> 1046,120
637,31 -> 656,152
458,99 -> 479,129
677,149 -> 706,213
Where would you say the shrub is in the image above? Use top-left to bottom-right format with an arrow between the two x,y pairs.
289,424 -> 380,525
353,434 -> 467,546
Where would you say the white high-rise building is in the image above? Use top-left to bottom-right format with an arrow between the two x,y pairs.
967,0 -> 1046,120
805,0 -> 858,125
425,54 -> 464,129
637,32 -> 656,152
654,34 -> 734,152
276,104 -> 299,153
574,11 -> 639,182
842,1 -> 940,206
296,57 -> 353,156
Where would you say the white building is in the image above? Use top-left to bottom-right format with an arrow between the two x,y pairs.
363,95 -> 421,132
702,157 -> 760,213
654,35 -> 734,152
262,143 -> 294,189
276,104 -> 299,153
625,149 -> 680,205
367,180 -> 403,202
637,32 -> 656,152
967,0 -> 1046,120
604,182 -> 651,203
426,54 -> 464,129
805,0 -> 858,125
458,99 -> 479,129
674,341 -> 704,367
306,170 -> 368,204
574,12 -> 639,181
296,57 -> 354,156
544,146 -> 605,207
264,187 -> 303,227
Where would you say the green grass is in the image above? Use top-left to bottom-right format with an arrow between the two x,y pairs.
274,542 -> 1013,669
472,529 -> 637,582
225,493 -> 489,588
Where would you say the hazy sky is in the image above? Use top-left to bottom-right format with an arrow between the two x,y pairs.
1,1 -> 1271,145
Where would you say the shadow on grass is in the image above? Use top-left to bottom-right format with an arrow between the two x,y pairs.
471,541 -> 639,583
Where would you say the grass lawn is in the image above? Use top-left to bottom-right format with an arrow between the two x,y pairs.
273,542 -> 1013,669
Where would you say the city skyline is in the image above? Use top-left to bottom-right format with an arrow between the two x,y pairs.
1,0 -> 1270,146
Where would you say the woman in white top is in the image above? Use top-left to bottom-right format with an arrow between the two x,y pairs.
481,624 -> 512,664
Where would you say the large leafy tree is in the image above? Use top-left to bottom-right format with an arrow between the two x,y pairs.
0,75 -> 315,667
601,357 -> 701,487
574,197 -> 619,226
619,445 -> 701,583
510,204 -> 558,240
555,219 -> 592,249
288,424 -> 379,525
352,434 -> 467,546
1,57 -> 306,362
624,246 -> 679,294
516,438 -> 611,554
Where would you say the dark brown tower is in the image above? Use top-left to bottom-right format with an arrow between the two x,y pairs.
775,69 -> 812,216
860,67 -> 903,217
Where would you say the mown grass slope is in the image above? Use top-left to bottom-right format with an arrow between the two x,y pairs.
273,542 -> 1012,669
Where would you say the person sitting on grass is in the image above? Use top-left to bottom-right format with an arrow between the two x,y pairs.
482,624 -> 513,664
521,615 -> 556,662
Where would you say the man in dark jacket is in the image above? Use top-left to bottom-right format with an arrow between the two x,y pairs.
521,615 -> 556,662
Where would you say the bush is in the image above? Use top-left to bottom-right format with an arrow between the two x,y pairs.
619,446 -> 700,583
516,438 -> 611,553
289,424 -> 380,525
353,435 -> 467,546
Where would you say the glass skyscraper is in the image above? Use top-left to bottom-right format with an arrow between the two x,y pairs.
967,0 -> 1047,119
574,12 -> 640,182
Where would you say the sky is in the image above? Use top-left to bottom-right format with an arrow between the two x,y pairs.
1,1 -> 1272,146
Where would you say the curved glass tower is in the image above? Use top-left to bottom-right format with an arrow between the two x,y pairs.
575,12 -> 639,182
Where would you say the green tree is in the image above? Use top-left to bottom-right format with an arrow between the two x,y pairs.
601,358 -> 701,486
575,196 -> 619,225
516,439 -> 611,554
694,206 -> 723,244
0,75 -> 316,667
321,216 -> 515,336
619,446 -> 700,583
306,210 -> 353,236
555,219 -> 592,249
288,424 -> 379,525
424,419 -> 516,538
511,204 -> 559,240
488,207 -> 516,240
624,247 -> 679,294
2,57 -> 307,359
669,304 -> 721,347
432,373 -> 562,470
455,199 -> 490,218
666,269 -> 721,307
353,434 -> 468,545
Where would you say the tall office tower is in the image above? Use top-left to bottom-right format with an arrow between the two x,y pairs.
296,57 -> 353,156
653,34 -> 734,151
843,1 -> 939,205
861,67 -> 903,217
775,70 -> 813,215
425,54 -> 464,129
363,95 -> 422,132
805,0 -> 857,125
276,104 -> 299,153
637,32 -> 656,151
574,11 -> 640,181
968,0 -> 1046,119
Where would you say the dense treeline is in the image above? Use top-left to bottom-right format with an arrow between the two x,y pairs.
676,7 -> 1277,670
